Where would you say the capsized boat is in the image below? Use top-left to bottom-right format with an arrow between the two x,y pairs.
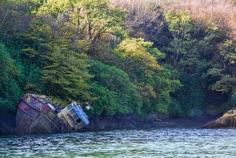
16,94 -> 89,134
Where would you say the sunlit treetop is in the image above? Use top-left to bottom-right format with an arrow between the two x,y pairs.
116,38 -> 161,71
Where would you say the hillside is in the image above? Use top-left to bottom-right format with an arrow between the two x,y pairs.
0,0 -> 236,119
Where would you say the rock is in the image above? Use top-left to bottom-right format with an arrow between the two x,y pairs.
82,113 -> 164,131
203,109 -> 236,128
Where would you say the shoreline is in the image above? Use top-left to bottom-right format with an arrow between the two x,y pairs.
82,115 -> 213,132
0,112 -> 215,135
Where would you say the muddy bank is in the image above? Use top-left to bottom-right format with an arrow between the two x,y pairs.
0,112 -> 212,135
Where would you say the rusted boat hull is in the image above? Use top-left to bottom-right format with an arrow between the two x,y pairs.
16,95 -> 60,134
16,94 -> 89,134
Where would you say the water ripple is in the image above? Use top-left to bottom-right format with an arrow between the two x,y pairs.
1,128 -> 236,158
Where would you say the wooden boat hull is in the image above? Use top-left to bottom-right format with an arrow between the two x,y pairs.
16,95 -> 60,134
16,94 -> 89,134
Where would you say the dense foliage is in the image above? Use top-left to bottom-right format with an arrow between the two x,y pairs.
0,43 -> 22,111
0,0 -> 235,118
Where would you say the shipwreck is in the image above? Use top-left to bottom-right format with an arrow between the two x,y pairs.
16,94 -> 89,134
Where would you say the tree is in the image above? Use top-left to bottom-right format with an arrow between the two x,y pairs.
165,11 -> 195,67
219,40 -> 236,66
120,2 -> 171,49
115,38 -> 180,114
89,60 -> 142,116
115,38 -> 160,81
42,40 -> 92,105
0,43 -> 22,110
165,11 -> 210,117
73,0 -> 125,55
0,0 -> 38,46
36,0 -> 126,55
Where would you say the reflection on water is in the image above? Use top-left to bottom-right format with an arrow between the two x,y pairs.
1,128 -> 236,158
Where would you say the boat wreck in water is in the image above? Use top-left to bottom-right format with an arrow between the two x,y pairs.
16,94 -> 89,134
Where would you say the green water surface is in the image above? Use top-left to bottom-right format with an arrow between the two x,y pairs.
1,128 -> 236,158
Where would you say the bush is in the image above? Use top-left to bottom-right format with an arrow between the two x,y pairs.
0,43 -> 22,111
89,60 -> 143,116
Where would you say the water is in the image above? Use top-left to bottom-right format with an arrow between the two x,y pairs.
1,128 -> 236,158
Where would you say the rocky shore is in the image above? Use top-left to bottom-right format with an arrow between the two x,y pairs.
202,109 -> 236,128
0,111 -> 212,135
83,114 -> 210,131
